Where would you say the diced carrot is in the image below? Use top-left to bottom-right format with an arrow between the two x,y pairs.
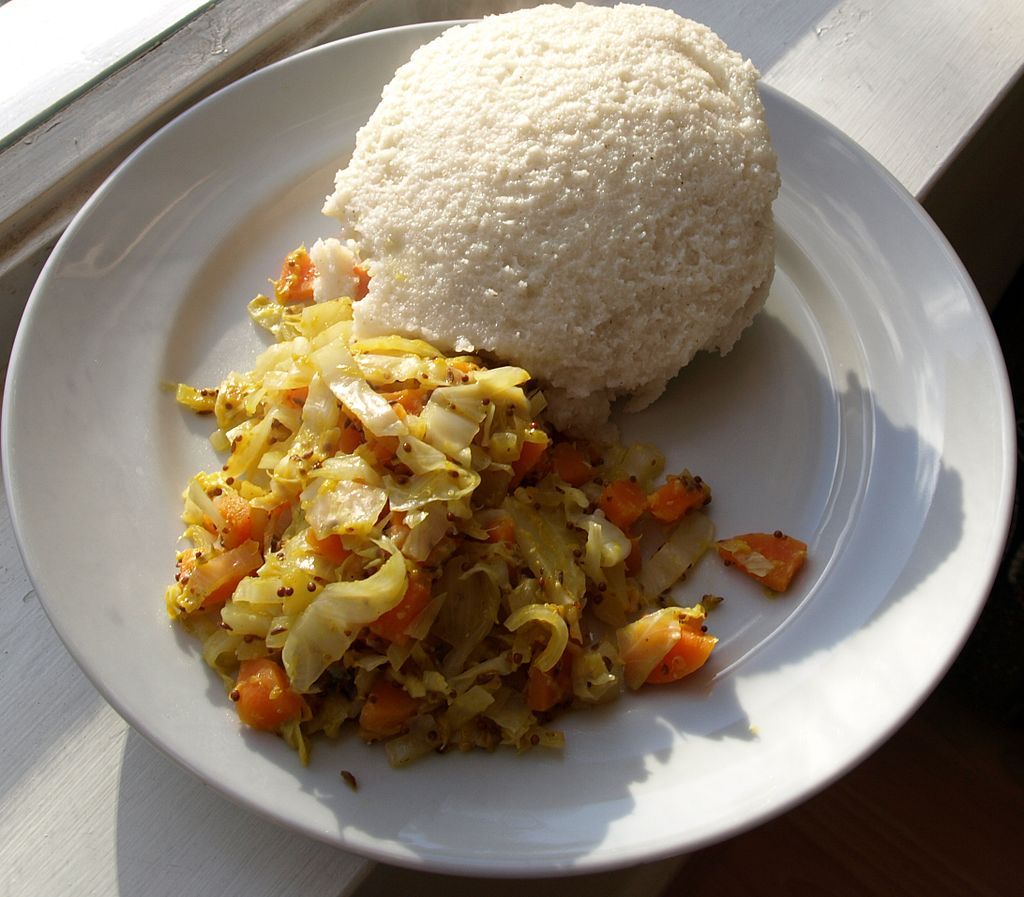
551,442 -> 594,487
284,386 -> 309,408
644,626 -> 717,684
511,432 -> 550,486
367,435 -> 399,465
382,387 -> 428,417
647,472 -> 711,523
526,653 -> 573,713
598,478 -> 647,531
182,540 -> 263,609
485,516 -> 517,547
306,530 -> 352,566
202,585 -> 238,610
450,359 -> 479,374
353,264 -> 370,300
359,679 -> 418,737
338,421 -> 365,454
369,572 -> 432,644
234,658 -> 306,731
273,246 -> 316,304
717,532 -> 808,592
213,491 -> 252,550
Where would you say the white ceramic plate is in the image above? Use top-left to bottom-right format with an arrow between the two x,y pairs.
3,22 -> 1015,876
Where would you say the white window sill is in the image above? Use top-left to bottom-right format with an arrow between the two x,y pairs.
0,0 -> 216,143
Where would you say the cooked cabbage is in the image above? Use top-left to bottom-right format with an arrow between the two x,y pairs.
168,247 -> 733,768
283,541 -> 407,691
505,603 -> 569,671
638,512 -> 715,598
617,605 -> 708,689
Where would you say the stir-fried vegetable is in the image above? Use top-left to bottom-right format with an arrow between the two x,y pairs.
165,245 -> 808,767
617,606 -> 714,689
598,478 -> 648,530
717,531 -> 808,592
273,246 -> 317,305
233,658 -> 307,731
360,679 -> 419,737
647,471 -> 711,522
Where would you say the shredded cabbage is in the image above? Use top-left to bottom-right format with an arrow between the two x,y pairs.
167,245 -> 740,768
638,512 -> 715,598
313,340 -> 406,438
283,541 -> 407,691
505,604 -> 569,672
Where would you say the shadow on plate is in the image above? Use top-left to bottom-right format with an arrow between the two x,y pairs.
149,185 -> 968,869
160,298 -> 961,870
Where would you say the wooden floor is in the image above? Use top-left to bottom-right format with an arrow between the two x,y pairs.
662,679 -> 1024,897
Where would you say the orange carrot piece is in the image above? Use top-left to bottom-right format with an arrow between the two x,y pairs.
369,572 -> 433,644
644,627 -> 717,684
382,387 -> 428,417
284,386 -> 309,408
234,658 -> 306,731
180,540 -> 263,609
353,264 -> 370,300
717,532 -> 808,592
526,654 -> 573,713
598,478 -> 647,531
306,530 -> 352,566
337,421 -> 365,454
647,473 -> 711,523
213,491 -> 252,550
485,516 -> 517,547
359,679 -> 418,737
273,247 -> 316,304
551,442 -> 594,487
367,435 -> 399,465
511,433 -> 550,486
